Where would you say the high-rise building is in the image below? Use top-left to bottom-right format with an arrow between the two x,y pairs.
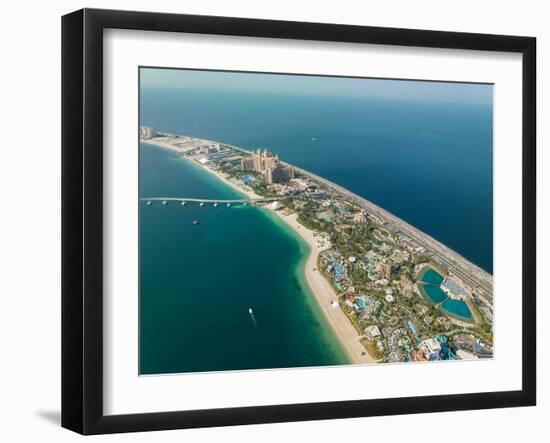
268,164 -> 294,184
265,165 -> 273,184
241,157 -> 255,171
247,149 -> 293,184
252,149 -> 263,172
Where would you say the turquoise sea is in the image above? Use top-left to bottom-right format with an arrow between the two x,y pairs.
139,144 -> 348,374
139,78 -> 493,374
140,86 -> 493,273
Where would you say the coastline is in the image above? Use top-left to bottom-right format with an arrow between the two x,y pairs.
141,139 -> 374,365
271,211 -> 375,365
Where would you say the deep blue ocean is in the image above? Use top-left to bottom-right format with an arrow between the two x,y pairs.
140,87 -> 493,273
139,83 -> 493,374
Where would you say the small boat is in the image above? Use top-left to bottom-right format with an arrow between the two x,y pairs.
180,201 -> 186,206
162,201 -> 167,205
248,308 -> 253,315
226,203 -> 231,207
199,202 -> 205,207
192,220 -> 200,225
243,203 -> 247,206
146,201 -> 152,206
213,203 -> 218,207
312,137 -> 316,142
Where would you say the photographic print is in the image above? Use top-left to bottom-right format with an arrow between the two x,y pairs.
138,67 -> 494,375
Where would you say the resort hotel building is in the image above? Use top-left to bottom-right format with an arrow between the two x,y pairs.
241,149 -> 294,184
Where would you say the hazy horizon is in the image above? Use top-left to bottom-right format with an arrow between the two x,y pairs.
140,67 -> 493,105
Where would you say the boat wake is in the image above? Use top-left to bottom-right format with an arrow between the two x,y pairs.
249,308 -> 258,331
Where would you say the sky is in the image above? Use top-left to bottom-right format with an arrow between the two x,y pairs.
140,67 -> 493,105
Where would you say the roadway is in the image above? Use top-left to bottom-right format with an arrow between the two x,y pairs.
144,134 -> 493,304
289,164 -> 493,302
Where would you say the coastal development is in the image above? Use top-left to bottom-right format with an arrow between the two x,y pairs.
140,126 -> 494,364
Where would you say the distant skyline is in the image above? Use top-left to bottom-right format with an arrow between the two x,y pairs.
140,67 -> 493,105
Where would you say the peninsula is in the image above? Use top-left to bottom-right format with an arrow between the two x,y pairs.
140,126 -> 494,364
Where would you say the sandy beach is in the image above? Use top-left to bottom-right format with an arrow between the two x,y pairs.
271,211 -> 376,365
142,138 -> 375,365
142,138 -> 262,201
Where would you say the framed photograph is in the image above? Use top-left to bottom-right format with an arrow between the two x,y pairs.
62,8 -> 536,434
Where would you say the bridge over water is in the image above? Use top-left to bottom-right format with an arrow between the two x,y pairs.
141,196 -> 293,205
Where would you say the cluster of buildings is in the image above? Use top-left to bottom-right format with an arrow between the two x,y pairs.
450,333 -> 493,358
241,149 -> 294,184
384,328 -> 457,363
387,328 -> 406,362
358,249 -> 400,284
138,128 -> 494,364
311,196 -> 494,362
418,338 -> 443,360
376,260 -> 394,280
189,143 -> 243,163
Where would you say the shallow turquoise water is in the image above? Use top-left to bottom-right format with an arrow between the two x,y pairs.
139,143 -> 348,374
140,84 -> 493,273
139,76 -> 493,373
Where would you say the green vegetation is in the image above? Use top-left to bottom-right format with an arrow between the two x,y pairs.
360,338 -> 383,360
215,152 -> 493,362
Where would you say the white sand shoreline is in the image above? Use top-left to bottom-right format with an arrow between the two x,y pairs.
271,212 -> 376,365
141,138 -> 375,365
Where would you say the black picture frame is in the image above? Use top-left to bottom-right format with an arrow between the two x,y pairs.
62,8 -> 537,435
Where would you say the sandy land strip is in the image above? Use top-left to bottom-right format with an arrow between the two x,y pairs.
142,138 -> 375,365
271,211 -> 376,365
142,138 -> 261,200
